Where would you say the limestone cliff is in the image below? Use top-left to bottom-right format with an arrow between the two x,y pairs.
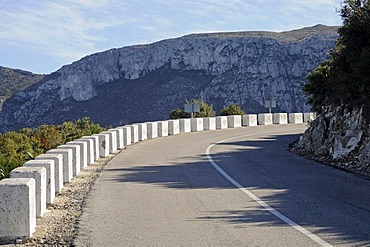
0,25 -> 338,131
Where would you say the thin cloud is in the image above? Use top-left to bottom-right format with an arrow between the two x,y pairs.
0,0 -> 343,73
0,0 -> 126,61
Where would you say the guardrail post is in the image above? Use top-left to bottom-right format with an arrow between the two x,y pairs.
242,114 -> 257,126
35,153 -> 63,193
10,167 -> 46,218
0,178 -> 36,239
46,149 -> 73,183
57,144 -> 81,176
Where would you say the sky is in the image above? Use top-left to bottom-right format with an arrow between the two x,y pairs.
0,0 -> 343,74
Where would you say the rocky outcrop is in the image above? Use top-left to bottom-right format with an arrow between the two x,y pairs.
292,105 -> 370,177
0,25 -> 338,131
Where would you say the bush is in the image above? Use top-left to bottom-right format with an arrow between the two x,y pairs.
169,99 -> 215,119
0,117 -> 103,180
220,104 -> 246,116
170,108 -> 190,119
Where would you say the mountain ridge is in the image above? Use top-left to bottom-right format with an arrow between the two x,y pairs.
0,66 -> 45,110
0,25 -> 339,131
182,24 -> 338,42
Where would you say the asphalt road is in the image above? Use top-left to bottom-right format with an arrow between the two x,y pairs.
75,124 -> 370,246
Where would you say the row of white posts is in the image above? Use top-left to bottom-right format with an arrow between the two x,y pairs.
0,112 -> 315,240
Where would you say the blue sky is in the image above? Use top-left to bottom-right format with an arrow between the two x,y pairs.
0,0 -> 343,74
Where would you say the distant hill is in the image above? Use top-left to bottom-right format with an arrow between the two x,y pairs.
0,66 -> 45,110
0,25 -> 338,131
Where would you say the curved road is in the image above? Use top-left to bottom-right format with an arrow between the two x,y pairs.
75,124 -> 370,246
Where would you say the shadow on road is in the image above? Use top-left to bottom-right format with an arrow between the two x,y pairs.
106,133 -> 370,246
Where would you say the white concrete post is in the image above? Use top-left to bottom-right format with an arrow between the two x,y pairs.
35,153 -> 63,193
258,113 -> 273,125
304,112 -> 316,123
81,136 -> 99,161
127,125 -> 139,143
168,120 -> 180,135
93,133 -> 110,158
227,115 -> 242,128
137,123 -> 148,141
67,141 -> 88,170
147,122 -> 158,139
157,121 -> 169,137
216,116 -> 228,129
203,117 -> 216,131
46,149 -> 73,183
24,160 -> 55,204
0,178 -> 36,238
110,129 -> 124,149
273,113 -> 288,124
118,126 -> 132,146
101,131 -> 117,154
179,119 -> 191,133
75,138 -> 94,165
242,114 -> 257,126
288,113 -> 303,124
10,167 -> 46,218
191,118 -> 204,132
57,144 -> 81,176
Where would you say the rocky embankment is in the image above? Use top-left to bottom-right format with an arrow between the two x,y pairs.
291,106 -> 370,177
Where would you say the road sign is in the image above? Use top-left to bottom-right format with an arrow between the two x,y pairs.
265,100 -> 276,113
184,103 -> 200,118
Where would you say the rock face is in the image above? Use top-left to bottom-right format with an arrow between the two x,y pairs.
0,25 -> 338,131
292,105 -> 370,177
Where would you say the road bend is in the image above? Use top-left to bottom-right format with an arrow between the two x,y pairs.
75,124 -> 370,246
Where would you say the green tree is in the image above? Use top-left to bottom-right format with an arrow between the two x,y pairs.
331,0 -> 370,106
303,61 -> 334,112
220,104 -> 246,116
303,0 -> 370,109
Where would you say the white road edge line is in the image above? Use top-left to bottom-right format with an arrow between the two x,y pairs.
205,128 -> 333,247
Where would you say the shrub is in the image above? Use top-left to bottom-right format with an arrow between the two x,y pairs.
170,108 -> 190,119
169,99 -> 215,119
220,104 -> 246,116
0,117 -> 103,180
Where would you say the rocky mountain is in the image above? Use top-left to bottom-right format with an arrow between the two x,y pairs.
0,67 -> 44,110
0,25 -> 338,131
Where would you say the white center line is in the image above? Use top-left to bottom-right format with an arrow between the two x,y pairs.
205,129 -> 332,247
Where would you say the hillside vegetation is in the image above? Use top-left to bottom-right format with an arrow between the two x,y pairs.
0,117 -> 103,180
0,66 -> 44,109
